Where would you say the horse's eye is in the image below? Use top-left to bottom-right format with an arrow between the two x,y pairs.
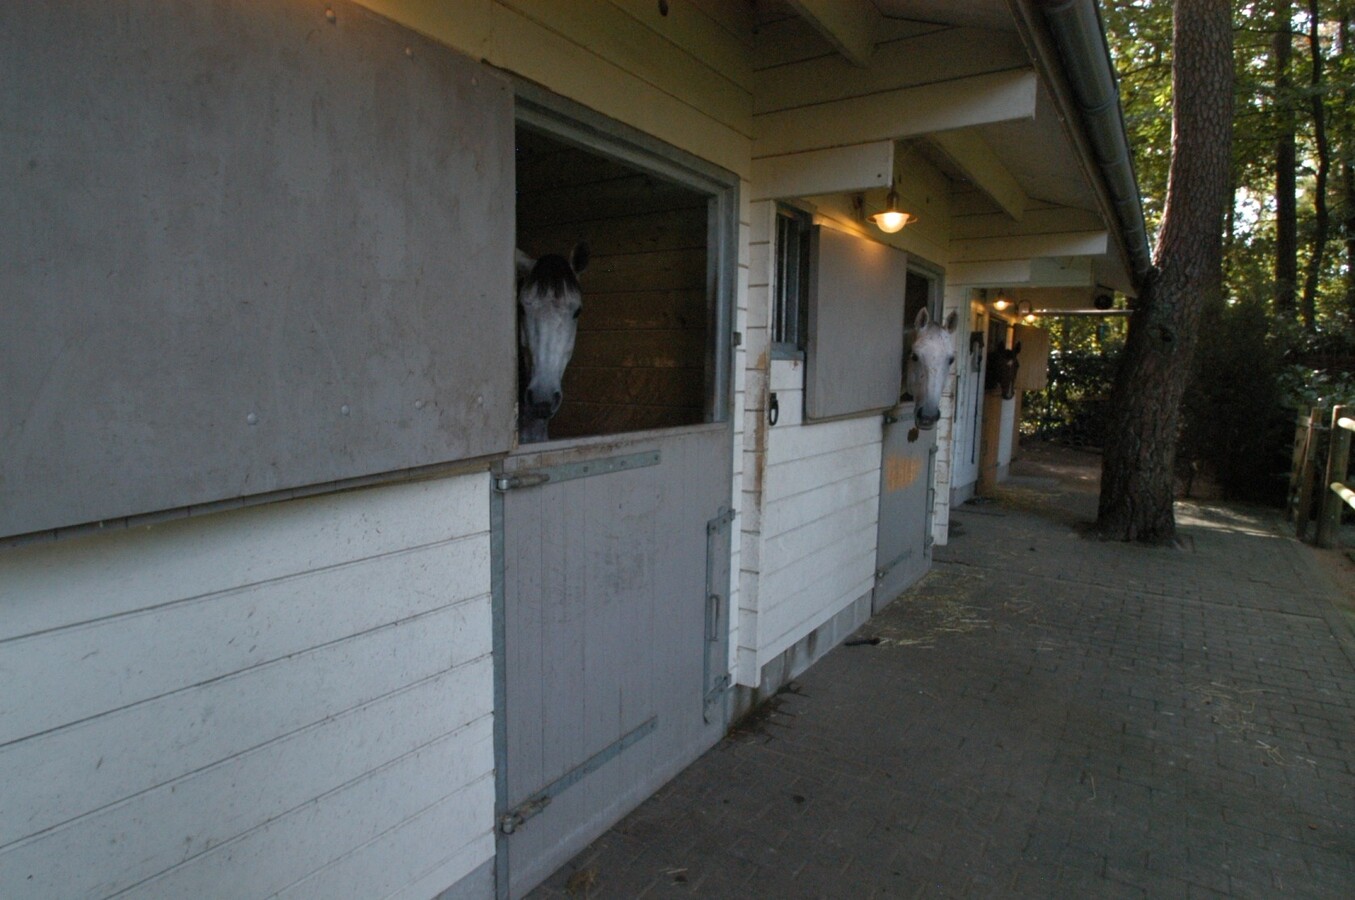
948,356 -> 955,365
572,308 -> 581,320
910,352 -> 919,362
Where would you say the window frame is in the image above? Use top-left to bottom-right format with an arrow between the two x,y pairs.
771,204 -> 812,360
514,81 -> 739,428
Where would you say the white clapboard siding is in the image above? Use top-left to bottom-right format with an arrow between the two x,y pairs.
762,495 -> 878,577
1,534 -> 488,745
0,473 -> 495,900
2,599 -> 489,846
762,540 -> 877,659
762,499 -> 877,602
766,415 -> 879,467
762,469 -> 877,539
764,442 -> 880,506
772,543 -> 876,638
124,723 -> 494,899
1,654 -> 491,891
0,475 -> 487,640
756,415 -> 882,661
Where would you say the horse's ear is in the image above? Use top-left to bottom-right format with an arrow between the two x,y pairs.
1013,340 -> 1022,354
914,307 -> 931,330
515,249 -> 535,278
570,243 -> 590,275
943,310 -> 959,333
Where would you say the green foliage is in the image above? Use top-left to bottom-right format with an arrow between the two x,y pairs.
1277,316 -> 1355,405
1102,0 -> 1174,233
1180,298 -> 1291,501
1022,319 -> 1126,447
1072,0 -> 1355,504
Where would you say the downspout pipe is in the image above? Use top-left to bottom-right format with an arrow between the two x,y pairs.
1038,0 -> 1154,284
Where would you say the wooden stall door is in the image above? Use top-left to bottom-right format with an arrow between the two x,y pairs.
495,426 -> 731,897
874,416 -> 937,612
874,268 -> 940,611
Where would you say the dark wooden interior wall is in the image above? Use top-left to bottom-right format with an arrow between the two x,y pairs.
516,128 -> 709,438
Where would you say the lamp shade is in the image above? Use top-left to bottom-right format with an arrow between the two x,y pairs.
869,189 -> 915,233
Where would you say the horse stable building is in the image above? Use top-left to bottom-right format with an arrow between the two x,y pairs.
0,1 -> 1148,897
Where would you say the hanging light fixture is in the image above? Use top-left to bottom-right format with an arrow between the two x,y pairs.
992,290 -> 1012,312
869,186 -> 916,234
1017,300 -> 1037,325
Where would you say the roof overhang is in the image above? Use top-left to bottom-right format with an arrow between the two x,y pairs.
755,0 -> 1149,311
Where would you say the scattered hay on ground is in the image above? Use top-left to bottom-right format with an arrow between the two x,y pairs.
1192,680 -> 1258,735
1190,680 -> 1291,765
868,571 -> 991,649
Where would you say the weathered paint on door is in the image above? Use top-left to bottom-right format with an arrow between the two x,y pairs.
874,413 -> 937,611
495,425 -> 731,897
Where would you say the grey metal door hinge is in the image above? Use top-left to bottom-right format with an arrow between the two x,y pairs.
494,472 -> 551,492
500,717 -> 657,835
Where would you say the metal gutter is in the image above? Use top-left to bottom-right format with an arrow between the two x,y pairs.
1017,0 -> 1154,287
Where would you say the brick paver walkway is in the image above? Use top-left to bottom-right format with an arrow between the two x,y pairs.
531,443 -> 1355,898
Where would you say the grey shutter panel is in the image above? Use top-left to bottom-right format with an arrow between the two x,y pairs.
1,1 -> 516,538
805,226 -> 908,420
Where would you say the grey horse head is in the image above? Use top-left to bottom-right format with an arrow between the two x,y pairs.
516,243 -> 589,442
906,307 -> 959,430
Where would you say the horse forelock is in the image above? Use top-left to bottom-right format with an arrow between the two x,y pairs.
522,254 -> 580,300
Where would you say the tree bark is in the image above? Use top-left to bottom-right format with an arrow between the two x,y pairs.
1276,0 -> 1299,319
1339,1 -> 1355,317
1301,0 -> 1329,331
1098,0 -> 1234,544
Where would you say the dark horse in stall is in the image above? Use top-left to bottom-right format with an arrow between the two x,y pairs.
985,341 -> 1021,400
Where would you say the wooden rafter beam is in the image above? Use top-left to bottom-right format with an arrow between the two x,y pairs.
785,0 -> 881,68
948,256 -> 1095,288
754,70 -> 1037,158
750,141 -> 894,201
951,230 -> 1108,263
928,131 -> 1028,222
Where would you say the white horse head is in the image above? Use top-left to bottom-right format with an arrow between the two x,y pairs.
516,243 -> 589,442
906,307 -> 959,430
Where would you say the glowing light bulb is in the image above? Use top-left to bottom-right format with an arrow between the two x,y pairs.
868,189 -> 915,233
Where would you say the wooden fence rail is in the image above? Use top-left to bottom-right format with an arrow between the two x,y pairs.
1316,405 -> 1354,549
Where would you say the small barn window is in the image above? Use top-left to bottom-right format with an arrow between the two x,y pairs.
772,205 -> 812,357
513,91 -> 736,441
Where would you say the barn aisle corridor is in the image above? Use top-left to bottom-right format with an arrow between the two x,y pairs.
530,443 -> 1355,898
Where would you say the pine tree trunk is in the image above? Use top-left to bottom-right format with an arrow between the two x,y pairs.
1276,0 -> 1299,318
1097,0 -> 1233,544
1342,5 -> 1355,314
